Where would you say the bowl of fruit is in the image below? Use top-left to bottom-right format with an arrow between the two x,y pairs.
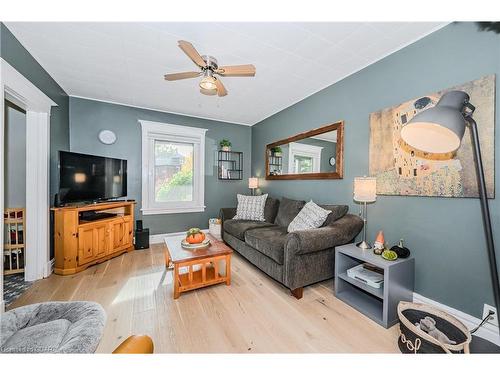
181,228 -> 210,249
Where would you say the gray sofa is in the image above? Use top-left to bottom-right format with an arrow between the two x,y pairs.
220,197 -> 363,299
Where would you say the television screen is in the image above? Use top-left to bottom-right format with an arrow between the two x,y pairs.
58,151 -> 127,204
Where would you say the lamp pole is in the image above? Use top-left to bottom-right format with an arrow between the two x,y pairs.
356,201 -> 371,249
467,116 -> 500,327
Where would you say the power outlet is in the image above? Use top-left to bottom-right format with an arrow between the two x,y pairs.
482,304 -> 499,327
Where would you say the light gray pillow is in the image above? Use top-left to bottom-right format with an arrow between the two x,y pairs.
287,200 -> 331,232
233,194 -> 268,221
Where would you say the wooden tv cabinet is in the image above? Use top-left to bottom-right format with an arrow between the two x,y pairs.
53,201 -> 135,275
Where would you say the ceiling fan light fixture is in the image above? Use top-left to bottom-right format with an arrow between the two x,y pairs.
199,70 -> 217,91
200,88 -> 217,96
199,76 -> 217,91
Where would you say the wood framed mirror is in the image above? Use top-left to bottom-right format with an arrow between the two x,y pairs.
265,121 -> 344,180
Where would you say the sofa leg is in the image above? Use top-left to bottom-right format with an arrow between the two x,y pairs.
291,287 -> 303,299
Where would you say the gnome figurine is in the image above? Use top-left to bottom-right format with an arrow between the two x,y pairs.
373,231 -> 385,253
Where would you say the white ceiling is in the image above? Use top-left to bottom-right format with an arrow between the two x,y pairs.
5,22 -> 447,125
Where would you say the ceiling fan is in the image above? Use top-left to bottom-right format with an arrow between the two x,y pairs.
164,40 -> 256,97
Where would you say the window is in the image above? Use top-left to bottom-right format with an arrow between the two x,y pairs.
294,155 -> 314,173
288,142 -> 322,174
140,120 -> 207,215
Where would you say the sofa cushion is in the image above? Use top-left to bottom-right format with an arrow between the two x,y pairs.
1,319 -> 71,353
223,219 -> 276,241
233,194 -> 268,221
245,226 -> 288,265
274,197 -> 306,228
264,197 -> 280,223
320,205 -> 349,226
288,200 -> 332,232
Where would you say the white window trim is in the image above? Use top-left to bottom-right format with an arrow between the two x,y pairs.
139,120 -> 207,215
288,142 -> 323,173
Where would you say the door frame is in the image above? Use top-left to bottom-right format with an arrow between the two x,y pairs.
1,58 -> 57,311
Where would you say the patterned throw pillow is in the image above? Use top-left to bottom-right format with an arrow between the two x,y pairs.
233,194 -> 268,221
287,200 -> 332,232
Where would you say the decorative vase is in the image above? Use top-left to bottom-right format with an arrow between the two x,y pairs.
274,152 -> 282,157
391,239 -> 411,258
221,146 -> 231,152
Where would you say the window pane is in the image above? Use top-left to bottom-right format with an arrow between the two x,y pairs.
294,155 -> 313,173
154,141 -> 194,202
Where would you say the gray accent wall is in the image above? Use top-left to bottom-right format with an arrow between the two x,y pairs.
4,102 -> 26,208
1,23 -> 70,198
252,22 -> 500,318
69,97 -> 251,234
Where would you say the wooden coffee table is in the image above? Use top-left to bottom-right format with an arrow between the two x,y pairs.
164,233 -> 233,299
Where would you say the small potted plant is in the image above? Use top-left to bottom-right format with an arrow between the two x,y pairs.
272,146 -> 283,157
219,139 -> 232,152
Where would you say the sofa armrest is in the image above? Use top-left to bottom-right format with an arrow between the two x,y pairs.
219,207 -> 236,224
219,208 -> 236,236
286,214 -> 363,255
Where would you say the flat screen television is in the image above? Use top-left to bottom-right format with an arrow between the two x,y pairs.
58,151 -> 127,204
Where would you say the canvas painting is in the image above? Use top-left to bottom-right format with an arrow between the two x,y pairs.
369,75 -> 495,198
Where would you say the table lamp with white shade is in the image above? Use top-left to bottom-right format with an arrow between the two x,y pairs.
401,90 -> 499,352
248,177 -> 259,195
353,176 -> 377,249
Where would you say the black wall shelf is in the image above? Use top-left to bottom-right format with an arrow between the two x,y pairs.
218,150 -> 243,180
268,154 -> 282,175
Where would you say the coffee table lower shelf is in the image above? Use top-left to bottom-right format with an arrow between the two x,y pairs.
174,259 -> 231,299
177,266 -> 226,292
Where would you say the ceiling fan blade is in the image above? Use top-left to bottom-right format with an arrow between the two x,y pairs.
216,64 -> 256,77
200,88 -> 217,96
178,40 -> 207,68
164,71 -> 201,81
214,78 -> 228,97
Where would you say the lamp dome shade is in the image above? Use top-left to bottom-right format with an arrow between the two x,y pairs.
400,91 -> 469,154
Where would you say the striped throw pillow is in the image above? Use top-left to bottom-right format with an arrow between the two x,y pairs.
287,200 -> 331,232
233,194 -> 268,221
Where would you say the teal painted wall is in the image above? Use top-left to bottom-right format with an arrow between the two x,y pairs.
252,22 -> 500,318
1,23 -> 70,198
69,97 -> 251,235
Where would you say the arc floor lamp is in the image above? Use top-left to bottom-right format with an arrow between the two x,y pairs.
401,90 -> 500,352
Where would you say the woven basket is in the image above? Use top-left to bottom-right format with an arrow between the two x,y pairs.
397,302 -> 472,354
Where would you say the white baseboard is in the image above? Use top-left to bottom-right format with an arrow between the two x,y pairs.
0,300 -> 5,313
150,229 -> 210,244
413,292 -> 500,346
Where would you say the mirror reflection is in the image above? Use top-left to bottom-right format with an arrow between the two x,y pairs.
266,121 -> 343,180
268,130 -> 337,175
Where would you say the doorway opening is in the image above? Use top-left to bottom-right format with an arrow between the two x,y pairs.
3,100 -> 32,307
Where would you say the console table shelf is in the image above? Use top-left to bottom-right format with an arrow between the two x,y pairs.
338,272 -> 384,299
335,243 -> 414,328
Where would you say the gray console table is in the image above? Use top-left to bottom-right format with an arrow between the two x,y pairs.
334,243 -> 415,328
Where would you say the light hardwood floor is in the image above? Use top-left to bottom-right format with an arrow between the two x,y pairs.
8,243 -> 399,353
